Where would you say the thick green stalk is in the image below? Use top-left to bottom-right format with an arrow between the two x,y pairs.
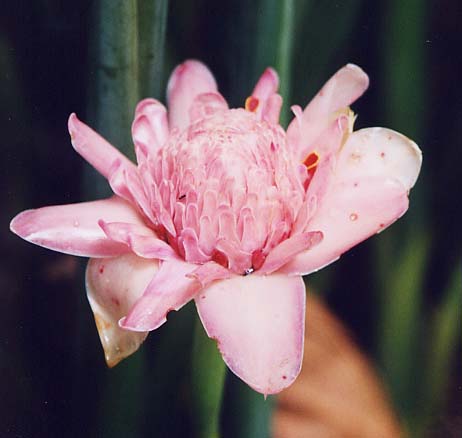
222,377 -> 274,438
418,263 -> 462,435
378,231 -> 429,424
275,0 -> 295,127
191,317 -> 226,438
85,0 -> 140,199
254,0 -> 295,128
86,2 -> 145,437
191,313 -> 227,438
376,0 -> 427,426
138,0 -> 169,99
93,0 -> 139,156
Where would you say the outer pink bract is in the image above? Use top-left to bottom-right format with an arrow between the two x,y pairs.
10,60 -> 422,395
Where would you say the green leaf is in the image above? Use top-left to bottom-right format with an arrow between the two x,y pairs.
191,313 -> 227,438
380,0 -> 427,229
377,229 -> 430,421
418,262 -> 462,434
375,0 -> 428,429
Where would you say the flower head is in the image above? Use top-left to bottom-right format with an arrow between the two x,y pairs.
10,60 -> 422,394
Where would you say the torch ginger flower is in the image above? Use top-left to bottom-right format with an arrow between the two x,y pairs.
10,60 -> 421,395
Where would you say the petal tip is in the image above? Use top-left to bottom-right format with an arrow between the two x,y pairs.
118,316 -> 147,332
263,67 -> 279,86
118,314 -> 167,333
368,127 -> 422,189
344,63 -> 370,89
247,366 -> 302,395
134,97 -> 159,114
68,112 -> 79,138
167,59 -> 216,97
67,112 -> 86,153
10,209 -> 33,238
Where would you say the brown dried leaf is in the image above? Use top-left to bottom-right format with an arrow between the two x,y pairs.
273,294 -> 401,438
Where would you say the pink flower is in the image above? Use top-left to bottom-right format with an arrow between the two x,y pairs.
10,60 -> 421,395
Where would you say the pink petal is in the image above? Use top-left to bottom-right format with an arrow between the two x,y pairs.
258,231 -> 323,275
287,64 -> 369,159
107,159 -> 159,226
186,261 -> 233,287
68,113 -> 136,179
303,114 -> 351,204
167,60 -> 218,131
280,178 -> 409,276
99,221 -> 178,260
195,273 -> 306,395
189,92 -> 228,123
252,67 -> 279,101
261,93 -> 283,124
132,98 -> 169,158
336,127 -> 422,191
120,259 -> 202,331
86,254 -> 159,367
10,196 -> 144,257
180,228 -> 210,263
281,128 -> 421,276
251,67 -> 281,121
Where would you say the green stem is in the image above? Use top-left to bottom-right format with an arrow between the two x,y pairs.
417,262 -> 462,435
84,0 -> 139,200
275,0 -> 295,127
223,378 -> 274,438
376,0 -> 427,428
377,230 -> 429,424
92,0 -> 139,158
138,0 -> 169,99
191,313 -> 227,438
87,2 -> 147,436
254,0 -> 295,127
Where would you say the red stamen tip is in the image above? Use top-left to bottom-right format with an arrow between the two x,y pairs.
303,151 -> 320,170
245,96 -> 259,112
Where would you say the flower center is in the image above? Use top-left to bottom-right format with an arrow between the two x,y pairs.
144,109 -> 307,274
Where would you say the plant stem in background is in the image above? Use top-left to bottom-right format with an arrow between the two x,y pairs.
376,0 -> 427,429
138,0 -> 169,99
85,0 -> 140,200
377,231 -> 429,430
191,314 -> 227,438
84,1 -> 168,436
254,0 -> 295,128
222,377 -> 275,438
275,0 -> 295,127
419,263 -> 462,435
88,2 -> 146,437
92,0 -> 139,158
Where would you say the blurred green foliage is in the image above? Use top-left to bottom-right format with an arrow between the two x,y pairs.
1,1 -> 460,437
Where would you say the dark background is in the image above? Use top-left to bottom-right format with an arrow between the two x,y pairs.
1,1 -> 461,437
